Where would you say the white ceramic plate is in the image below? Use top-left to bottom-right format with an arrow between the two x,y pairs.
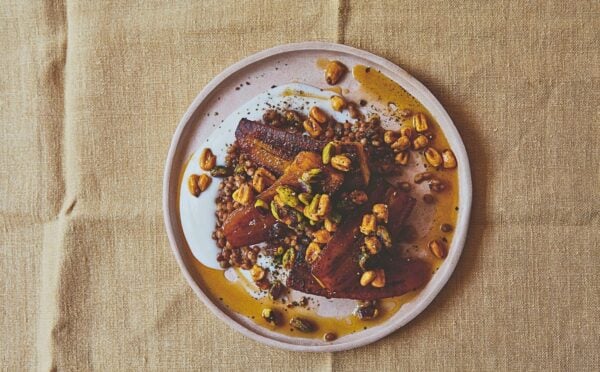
163,42 -> 472,352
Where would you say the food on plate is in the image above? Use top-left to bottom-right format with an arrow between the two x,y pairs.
180,60 -> 459,340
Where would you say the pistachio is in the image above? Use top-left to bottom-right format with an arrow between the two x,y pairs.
289,317 -> 315,333
371,269 -> 386,288
324,60 -> 347,85
394,151 -> 410,165
442,149 -> 457,169
282,248 -> 296,269
283,109 -> 304,126
313,229 -> 332,244
358,253 -> 372,271
303,194 -> 320,221
268,280 -> 286,300
303,118 -> 322,138
301,168 -> 324,184
413,112 -> 429,132
347,101 -> 362,119
210,165 -> 232,178
360,270 -> 376,286
250,264 -> 266,281
322,141 -> 337,165
376,225 -> 392,248
270,200 -> 281,220
188,174 -> 201,197
383,130 -> 399,144
305,242 -> 322,263
298,192 -> 312,205
316,194 -> 331,216
232,184 -> 253,205
349,190 -> 368,205
364,236 -> 382,255
197,175 -> 211,193
400,126 -> 415,139
330,95 -> 346,111
391,136 -> 411,152
429,239 -> 447,259
331,154 -> 352,172
424,147 -> 443,167
276,186 -> 299,208
298,179 -> 313,194
414,171 -> 434,184
261,308 -> 280,325
234,163 -> 246,175
360,214 -> 377,235
412,134 -> 429,150
254,199 -> 268,211
324,218 -> 337,232
309,106 -> 328,124
372,203 -> 389,223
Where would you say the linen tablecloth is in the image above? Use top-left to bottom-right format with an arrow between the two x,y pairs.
1,1 -> 598,370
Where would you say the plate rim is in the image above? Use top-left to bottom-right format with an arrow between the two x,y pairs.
163,41 -> 472,352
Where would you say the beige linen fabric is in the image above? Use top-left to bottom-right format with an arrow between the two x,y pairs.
1,0 -> 598,370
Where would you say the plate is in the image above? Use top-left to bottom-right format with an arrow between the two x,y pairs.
163,42 -> 472,352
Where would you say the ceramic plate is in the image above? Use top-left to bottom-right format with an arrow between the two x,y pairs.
163,42 -> 471,352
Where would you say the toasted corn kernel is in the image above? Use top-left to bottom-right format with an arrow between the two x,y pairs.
413,112 -> 429,132
442,149 -> 457,169
252,169 -> 274,192
400,126 -> 415,139
371,269 -> 386,288
199,148 -> 217,171
372,204 -> 389,223
383,130 -> 399,144
303,118 -> 322,138
395,151 -> 410,165
414,171 -> 434,184
376,225 -> 392,248
413,134 -> 429,150
261,308 -> 280,325
391,136 -> 411,152
322,141 -> 337,165
313,229 -> 332,244
198,174 -> 212,192
305,242 -> 322,263
330,95 -> 346,111
250,264 -> 266,281
347,102 -> 362,119
364,236 -> 382,255
276,186 -> 299,208
325,60 -> 347,85
331,154 -> 352,172
309,106 -> 328,124
324,218 -> 337,232
360,270 -> 376,286
232,184 -> 253,205
360,214 -> 377,235
429,239 -> 447,258
188,174 -> 201,197
316,194 -> 331,217
424,147 -> 443,167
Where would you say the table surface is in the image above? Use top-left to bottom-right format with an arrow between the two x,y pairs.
1,1 -> 598,371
